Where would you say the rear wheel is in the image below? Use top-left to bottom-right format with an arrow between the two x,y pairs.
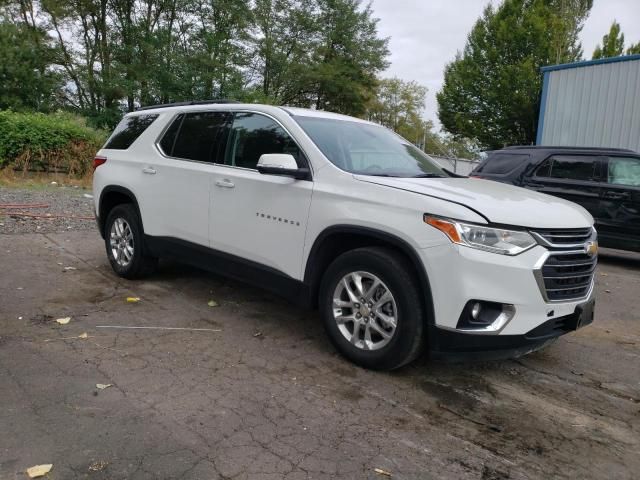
319,247 -> 425,370
104,204 -> 157,279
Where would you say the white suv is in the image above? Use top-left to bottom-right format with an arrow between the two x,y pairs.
93,101 -> 597,370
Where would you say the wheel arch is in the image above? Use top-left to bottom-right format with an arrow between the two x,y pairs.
98,186 -> 143,238
304,225 -> 435,324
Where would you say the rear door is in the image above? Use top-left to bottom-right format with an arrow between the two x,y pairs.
598,155 -> 640,249
137,111 -> 231,247
524,154 -> 603,221
209,112 -> 313,279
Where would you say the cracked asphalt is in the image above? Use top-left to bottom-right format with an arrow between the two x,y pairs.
1,227 -> 639,478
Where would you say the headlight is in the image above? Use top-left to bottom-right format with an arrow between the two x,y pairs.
424,216 -> 536,255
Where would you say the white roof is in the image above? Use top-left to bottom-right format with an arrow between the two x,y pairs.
128,102 -> 374,125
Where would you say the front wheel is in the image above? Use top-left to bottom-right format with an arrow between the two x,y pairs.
104,204 -> 157,279
319,247 -> 425,370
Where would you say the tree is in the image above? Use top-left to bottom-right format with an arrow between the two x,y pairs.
1,0 -> 390,124
310,0 -> 389,116
250,0 -> 317,105
628,42 -> 640,55
548,0 -> 592,63
366,77 -> 478,159
0,20 -> 61,111
593,21 -> 625,59
437,0 -> 592,149
366,77 -> 427,141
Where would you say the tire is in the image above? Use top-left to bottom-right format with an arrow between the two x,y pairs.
104,204 -> 158,279
319,247 -> 425,370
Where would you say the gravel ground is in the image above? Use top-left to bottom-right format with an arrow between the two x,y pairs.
0,185 -> 95,235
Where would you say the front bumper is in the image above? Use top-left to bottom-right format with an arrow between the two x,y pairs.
418,242 -> 596,356
429,294 -> 595,360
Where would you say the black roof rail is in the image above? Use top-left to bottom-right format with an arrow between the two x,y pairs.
503,145 -> 635,153
136,99 -> 240,111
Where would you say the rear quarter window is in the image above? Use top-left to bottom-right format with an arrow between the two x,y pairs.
478,153 -> 530,174
104,114 -> 159,150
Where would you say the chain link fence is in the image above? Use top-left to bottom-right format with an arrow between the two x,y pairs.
428,155 -> 480,176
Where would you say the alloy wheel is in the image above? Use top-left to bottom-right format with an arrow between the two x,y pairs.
109,217 -> 134,268
332,271 -> 398,350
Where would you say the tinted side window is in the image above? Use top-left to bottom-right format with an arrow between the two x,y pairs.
223,113 -> 303,169
535,155 -> 597,181
608,156 -> 640,187
479,153 -> 529,174
105,114 -> 158,150
172,111 -> 231,163
159,114 -> 184,156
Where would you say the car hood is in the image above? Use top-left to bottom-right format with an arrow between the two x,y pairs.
355,175 -> 593,229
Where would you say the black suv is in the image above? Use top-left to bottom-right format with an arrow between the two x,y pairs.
472,146 -> 640,252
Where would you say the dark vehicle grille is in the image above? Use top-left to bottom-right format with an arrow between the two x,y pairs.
539,252 -> 596,301
534,228 -> 593,245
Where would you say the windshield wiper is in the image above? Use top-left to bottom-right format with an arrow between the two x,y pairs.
360,173 -> 402,177
410,173 -> 447,178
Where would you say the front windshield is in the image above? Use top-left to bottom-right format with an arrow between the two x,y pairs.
294,116 -> 447,178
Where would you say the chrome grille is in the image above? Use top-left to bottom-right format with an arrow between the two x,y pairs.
540,252 -> 596,301
532,227 -> 597,302
533,228 -> 593,246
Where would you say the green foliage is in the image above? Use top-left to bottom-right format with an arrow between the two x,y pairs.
2,0 -> 389,126
546,0 -> 592,63
366,77 -> 427,139
437,0 -> 592,149
593,21 -> 625,59
591,21 -> 640,59
0,21 -> 61,111
366,77 -> 478,160
0,111 -> 106,174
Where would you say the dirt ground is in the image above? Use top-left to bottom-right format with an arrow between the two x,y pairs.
1,188 -> 639,479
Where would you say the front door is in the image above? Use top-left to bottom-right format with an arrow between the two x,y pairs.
598,155 -> 640,250
209,112 -> 313,280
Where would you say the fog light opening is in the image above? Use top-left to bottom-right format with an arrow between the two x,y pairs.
456,300 -> 515,333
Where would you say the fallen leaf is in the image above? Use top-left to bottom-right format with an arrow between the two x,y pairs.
208,300 -> 219,307
63,266 -> 77,271
253,332 -> 263,337
88,460 -> 107,472
96,383 -> 113,390
600,273 -> 608,277
79,332 -> 88,339
374,467 -> 392,477
27,464 -> 53,478
56,317 -> 71,325
126,297 -> 141,303
605,289 -> 611,293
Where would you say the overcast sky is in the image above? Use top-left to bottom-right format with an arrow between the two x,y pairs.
370,0 -> 640,130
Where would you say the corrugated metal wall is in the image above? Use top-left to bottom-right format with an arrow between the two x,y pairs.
538,57 -> 640,152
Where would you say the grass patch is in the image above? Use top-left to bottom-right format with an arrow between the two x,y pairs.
0,169 -> 93,190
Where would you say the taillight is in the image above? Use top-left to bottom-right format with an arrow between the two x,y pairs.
93,156 -> 107,170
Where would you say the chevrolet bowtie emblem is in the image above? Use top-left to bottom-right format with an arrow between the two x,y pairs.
585,241 -> 598,257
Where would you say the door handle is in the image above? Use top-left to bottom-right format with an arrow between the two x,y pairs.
603,191 -> 629,200
215,179 -> 235,188
142,167 -> 156,175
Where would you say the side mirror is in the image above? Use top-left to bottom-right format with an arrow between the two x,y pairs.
257,154 -> 310,180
